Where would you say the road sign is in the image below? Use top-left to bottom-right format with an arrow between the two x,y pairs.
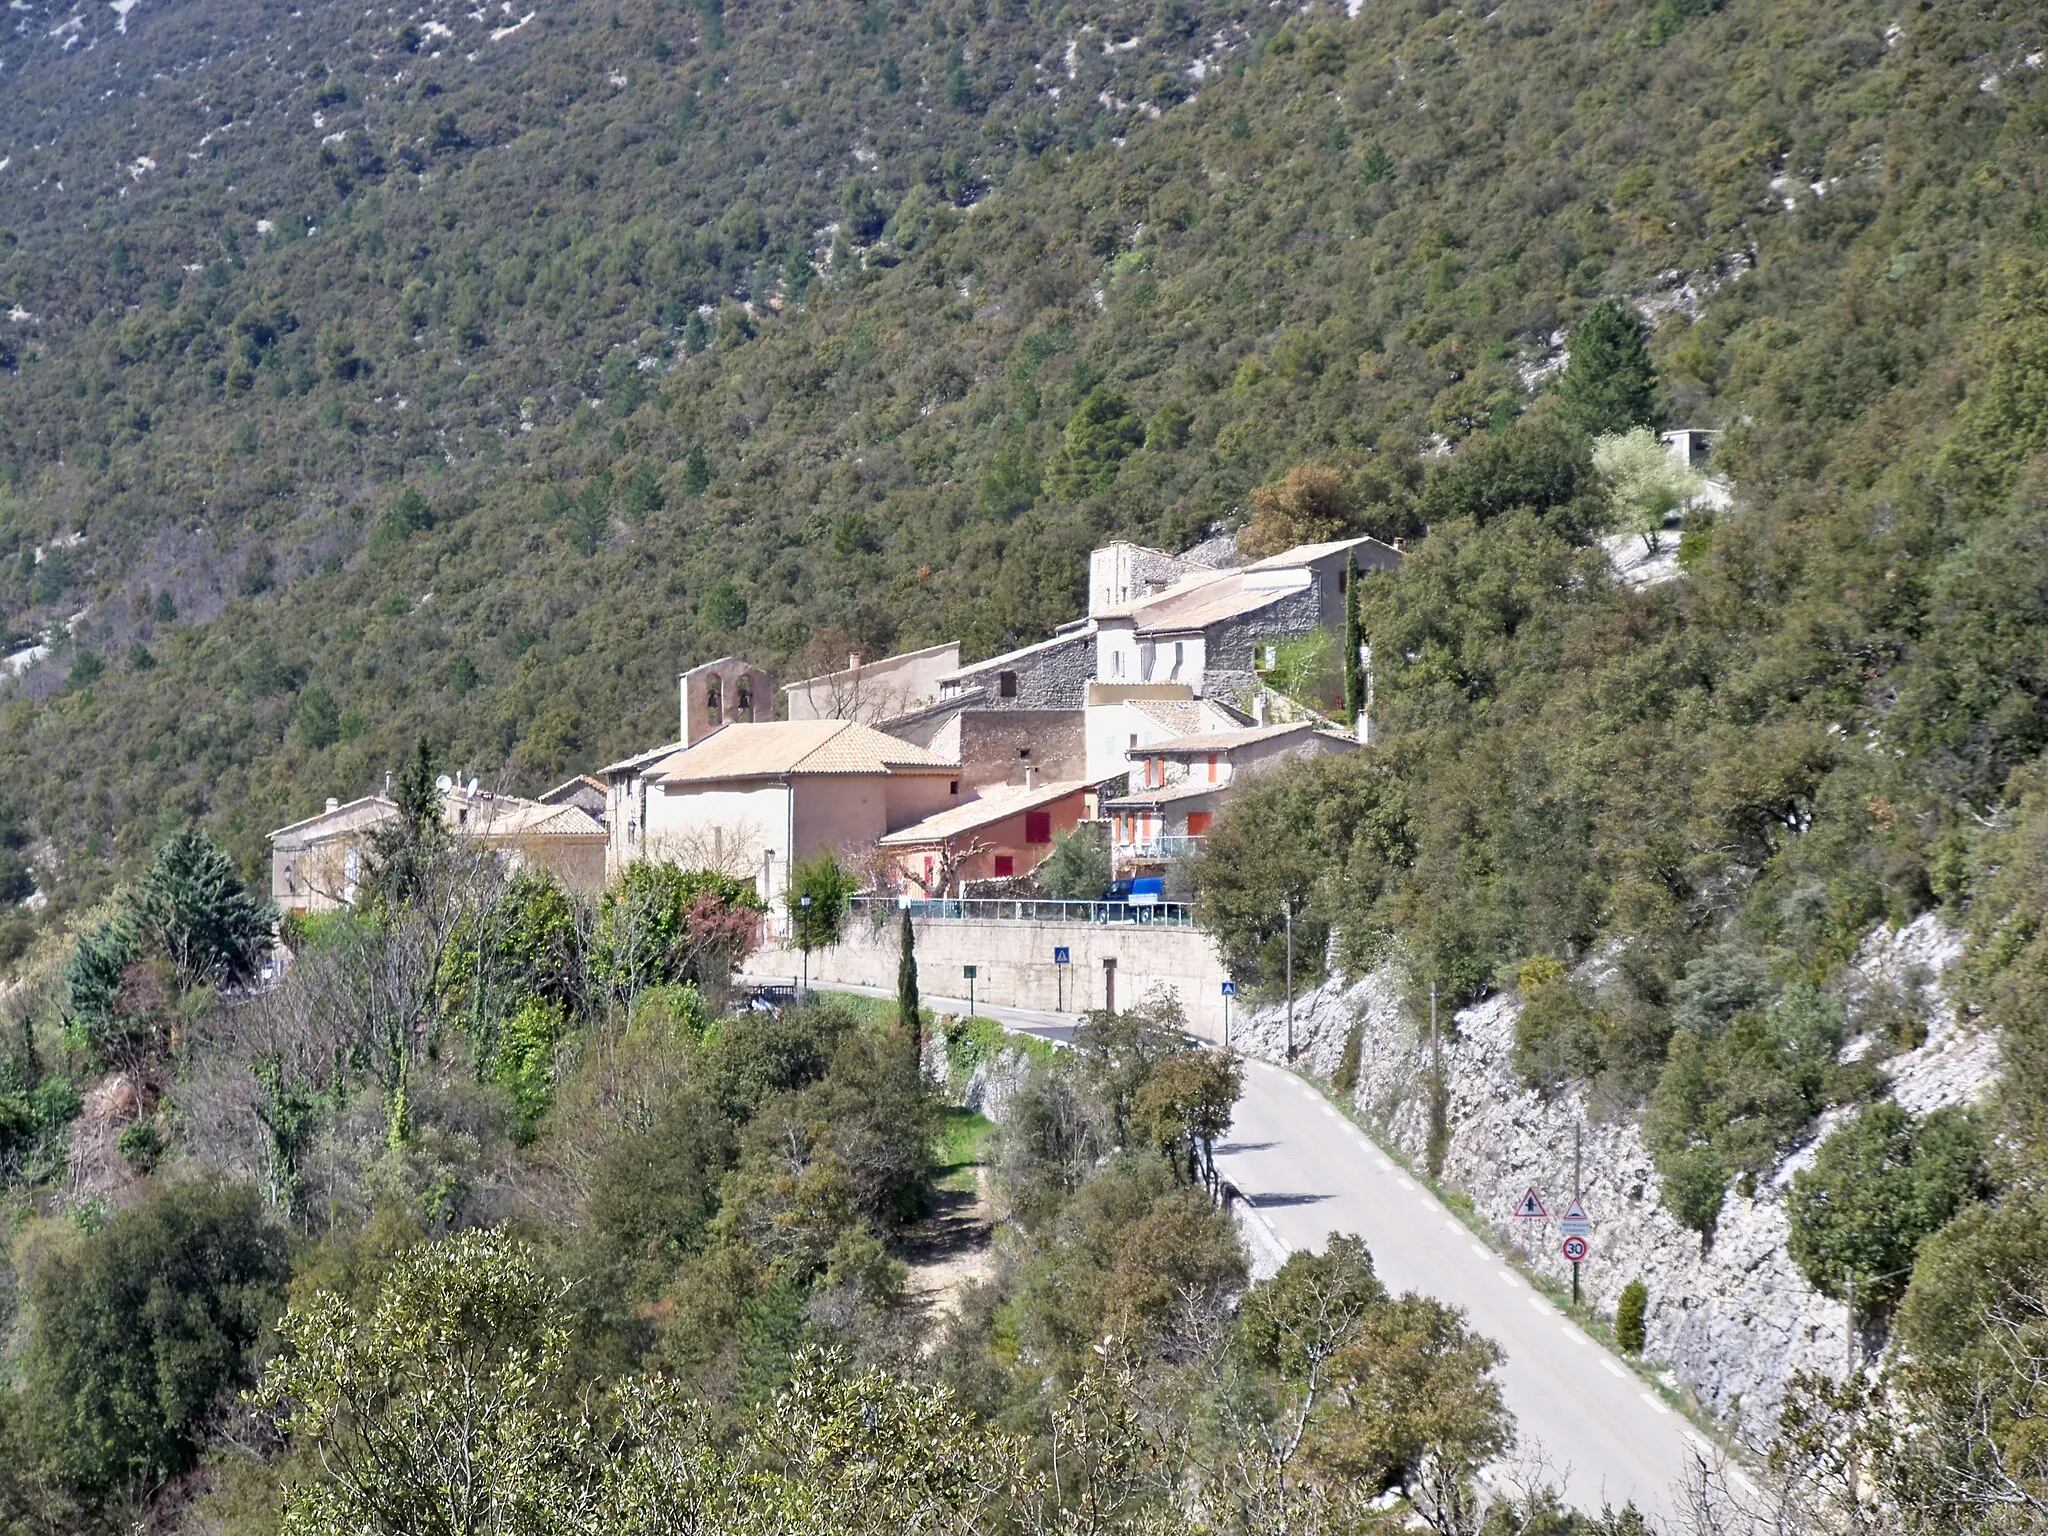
1560,1196 -> 1592,1237
1561,1235 -> 1589,1264
1221,980 -> 1236,996
962,965 -> 978,979
1513,1187 -> 1547,1221
1054,947 -> 1070,966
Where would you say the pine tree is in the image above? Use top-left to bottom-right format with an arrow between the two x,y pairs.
897,907 -> 921,1074
1555,298 -> 1663,436
1342,551 -> 1364,727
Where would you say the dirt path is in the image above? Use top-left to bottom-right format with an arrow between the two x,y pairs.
901,1168 -> 995,1333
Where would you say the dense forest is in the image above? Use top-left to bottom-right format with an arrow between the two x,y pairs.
7,0 -> 2048,1529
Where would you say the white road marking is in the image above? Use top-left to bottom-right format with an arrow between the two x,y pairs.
1641,1392 -> 1671,1416
1443,1220 -> 1462,1234
1685,1431 -> 1713,1453
1497,1270 -> 1519,1287
1730,1469 -> 1760,1494
1470,1243 -> 1489,1259
1397,1176 -> 1415,1190
1528,1296 -> 1554,1315
1602,1358 -> 1627,1379
1561,1326 -> 1587,1346
1375,1158 -> 1393,1172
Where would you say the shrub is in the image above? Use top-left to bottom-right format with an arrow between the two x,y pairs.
22,1180 -> 287,1502
1786,1102 -> 1989,1323
1615,1280 -> 1648,1355
592,862 -> 765,1001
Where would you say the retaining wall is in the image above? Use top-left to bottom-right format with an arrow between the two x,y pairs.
752,915 -> 1234,1041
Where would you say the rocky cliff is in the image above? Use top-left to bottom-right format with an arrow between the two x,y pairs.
1229,914 -> 1997,1436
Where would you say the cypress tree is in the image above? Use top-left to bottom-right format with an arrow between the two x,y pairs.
1342,551 -> 1364,727
1555,298 -> 1663,436
897,906 -> 921,1073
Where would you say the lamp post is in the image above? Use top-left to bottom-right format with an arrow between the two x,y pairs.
798,891 -> 813,996
1283,899 -> 1295,1061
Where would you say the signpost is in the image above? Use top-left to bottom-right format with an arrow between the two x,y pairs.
1560,1196 -> 1593,1304
1221,979 -> 1236,1050
1054,947 -> 1070,1011
1512,1187 -> 1546,1262
963,964 -> 977,1019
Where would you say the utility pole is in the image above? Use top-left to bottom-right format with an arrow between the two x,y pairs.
1572,1122 -> 1583,1307
1845,1269 -> 1856,1379
1284,900 -> 1295,1061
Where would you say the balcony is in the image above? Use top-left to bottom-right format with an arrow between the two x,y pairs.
1114,834 -> 1207,863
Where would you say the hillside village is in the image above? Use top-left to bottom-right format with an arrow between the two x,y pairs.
267,527 -> 1396,930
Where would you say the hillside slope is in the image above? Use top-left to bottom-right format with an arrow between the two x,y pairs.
0,0 -> 2043,941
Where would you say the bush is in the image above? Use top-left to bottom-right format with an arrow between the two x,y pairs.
21,1179 -> 287,1502
1786,1102 -> 1989,1323
592,862 -> 765,1001
1034,822 -> 1109,900
1615,1280 -> 1648,1355
1510,958 -> 1606,1094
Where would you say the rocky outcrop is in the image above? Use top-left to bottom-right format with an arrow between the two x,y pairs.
1232,913 -> 1997,1436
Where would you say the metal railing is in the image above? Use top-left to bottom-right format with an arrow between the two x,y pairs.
1120,835 -> 1207,861
852,895 -> 1195,926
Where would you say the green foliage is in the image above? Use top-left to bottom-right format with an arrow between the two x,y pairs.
1033,821 -> 1110,900
1511,962 -> 1609,1095
1048,386 -> 1143,498
1786,1102 -> 1989,1323
1643,988 -> 1851,1237
896,906 -> 920,1066
129,827 -> 277,988
785,852 -> 857,955
438,870 -> 586,1058
1615,1280 -> 1648,1356
22,1180 -> 288,1503
1129,1048 -> 1241,1189
1591,427 -> 1703,550
592,861 -> 765,1002
1555,298 -> 1662,436
1191,753 -> 1409,994
493,998 -> 566,1141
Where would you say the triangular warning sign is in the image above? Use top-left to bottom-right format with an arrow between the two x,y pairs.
1513,1187 -> 1547,1220
1560,1196 -> 1592,1235
1562,1197 -> 1587,1222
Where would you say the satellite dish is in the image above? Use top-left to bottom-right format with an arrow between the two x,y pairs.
466,778 -> 480,795
434,774 -> 454,793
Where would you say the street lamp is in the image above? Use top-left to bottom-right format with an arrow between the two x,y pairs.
798,891 -> 813,996
1283,899 -> 1295,1061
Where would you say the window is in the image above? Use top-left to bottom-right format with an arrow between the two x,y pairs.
1018,747 -> 1031,760
1025,810 -> 1053,844
949,780 -> 959,795
994,854 -> 1016,877
1112,650 -> 1124,678
998,670 -> 1019,699
1187,811 -> 1213,836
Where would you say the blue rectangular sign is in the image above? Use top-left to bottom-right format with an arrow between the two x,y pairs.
1054,947 -> 1071,965
1221,980 -> 1236,996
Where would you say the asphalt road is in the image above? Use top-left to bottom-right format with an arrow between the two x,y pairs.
770,979 -> 1729,1520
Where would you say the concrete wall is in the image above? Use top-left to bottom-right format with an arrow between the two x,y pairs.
753,916 -> 1234,1042
883,770 -> 961,831
642,780 -> 790,890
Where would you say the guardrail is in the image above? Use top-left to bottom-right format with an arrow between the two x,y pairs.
852,895 -> 1195,927
1124,835 -> 1206,860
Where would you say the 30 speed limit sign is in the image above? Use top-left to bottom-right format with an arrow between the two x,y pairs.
1561,1235 -> 1590,1263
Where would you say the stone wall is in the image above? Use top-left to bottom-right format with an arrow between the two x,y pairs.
1229,913 -> 1997,1435
950,632 -> 1096,710
751,912 -> 1232,1039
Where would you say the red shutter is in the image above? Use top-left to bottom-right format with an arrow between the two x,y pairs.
1187,812 -> 1213,836
994,854 -> 1015,877
1025,810 -> 1053,844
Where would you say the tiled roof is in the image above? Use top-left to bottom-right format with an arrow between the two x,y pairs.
600,740 -> 685,776
1139,721 -> 1349,755
877,779 -> 1089,846
461,800 -> 604,838
649,720 -> 953,783
1105,780 -> 1236,809
268,795 -> 395,845
1128,573 -> 1298,633
1240,535 -> 1396,571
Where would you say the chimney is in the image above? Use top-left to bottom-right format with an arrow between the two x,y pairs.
848,651 -> 863,671
1253,692 -> 1269,725
1024,765 -> 1039,791
383,770 -> 394,795
325,796 -> 340,813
